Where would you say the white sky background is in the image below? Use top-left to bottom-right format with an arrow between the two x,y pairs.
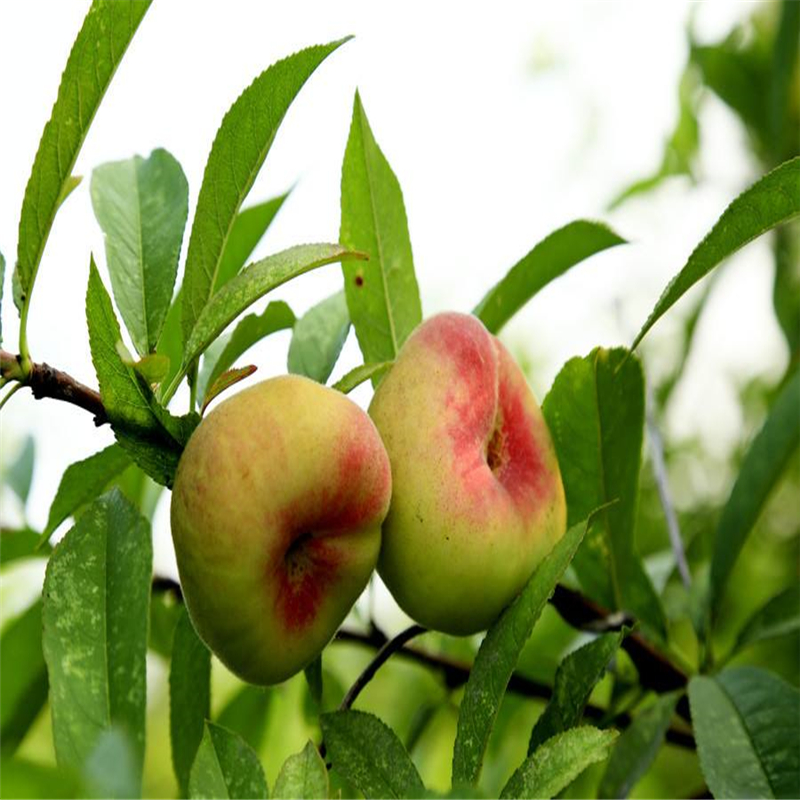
0,2 -> 789,595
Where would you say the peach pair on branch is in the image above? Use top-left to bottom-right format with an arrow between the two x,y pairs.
170,312 -> 566,684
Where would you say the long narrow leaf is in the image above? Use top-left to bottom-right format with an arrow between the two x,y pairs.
183,244 -> 365,368
321,710 -> 424,799
529,630 -> 626,754
689,667 -> 800,799
198,301 -> 295,403
452,517 -> 590,786
502,727 -> 618,800
474,221 -> 625,334
542,349 -> 666,637
288,290 -> 350,383
333,361 -> 392,394
273,741 -> 329,800
14,0 -> 152,315
181,40 -> 349,347
340,92 -> 422,365
598,693 -> 679,799
39,444 -> 130,546
170,609 -> 211,798
90,148 -> 188,355
215,194 -> 290,292
188,722 -> 267,800
632,157 -> 800,350
86,260 -> 198,487
42,490 -> 151,792
708,370 -> 800,621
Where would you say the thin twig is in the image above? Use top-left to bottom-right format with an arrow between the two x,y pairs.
0,382 -> 24,412
646,383 -> 691,588
339,624 -> 426,710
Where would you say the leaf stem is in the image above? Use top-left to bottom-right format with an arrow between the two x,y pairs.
339,624 -> 426,711
0,383 -> 24,412
17,305 -> 33,378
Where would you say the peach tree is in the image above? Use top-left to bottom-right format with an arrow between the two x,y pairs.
1,2 -> 798,798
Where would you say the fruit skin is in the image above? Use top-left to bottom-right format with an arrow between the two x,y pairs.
170,375 -> 391,685
369,312 -> 566,635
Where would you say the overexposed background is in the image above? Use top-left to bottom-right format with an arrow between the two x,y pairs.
0,1 -> 786,594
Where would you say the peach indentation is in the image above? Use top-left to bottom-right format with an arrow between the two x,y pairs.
275,533 -> 339,631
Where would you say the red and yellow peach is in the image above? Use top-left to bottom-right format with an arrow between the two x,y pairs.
170,375 -> 391,685
369,312 -> 566,635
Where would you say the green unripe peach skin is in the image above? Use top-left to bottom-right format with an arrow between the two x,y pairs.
171,375 -> 391,685
370,312 -> 566,635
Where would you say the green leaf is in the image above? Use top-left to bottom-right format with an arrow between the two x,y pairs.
215,194 -> 290,292
90,148 -> 189,355
216,685 -> 272,755
542,349 -> 665,636
39,444 -> 130,545
451,517 -> 589,786
156,287 -> 184,399
42,490 -> 151,792
773,224 -> 800,358
733,584 -> 800,656
529,630 -> 626,754
170,608 -> 212,798
631,157 -> 800,350
0,528 -> 49,566
201,366 -> 257,413
332,361 -> 392,394
708,370 -> 800,622
473,221 -> 626,334
0,599 -> 48,756
183,243 -> 366,368
598,693 -> 680,799
5,435 -> 35,506
86,260 -> 196,487
13,0 -> 152,315
340,91 -> 423,366
188,722 -> 268,800
320,709 -> 425,799
83,727 -> 139,799
197,301 -> 295,403
501,726 -> 618,800
689,667 -> 800,799
181,39 -> 349,346
769,1 -> 800,158
690,41 -> 770,143
288,291 -> 350,383
273,741 -> 329,799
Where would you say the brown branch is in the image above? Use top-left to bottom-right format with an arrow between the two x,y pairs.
1,349 -> 107,425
